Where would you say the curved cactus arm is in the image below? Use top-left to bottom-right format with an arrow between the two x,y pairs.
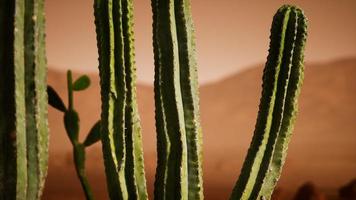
152,0 -> 189,199
174,0 -> 204,199
256,7 -> 307,199
0,0 -> 48,199
230,5 -> 308,200
94,0 -> 128,199
122,0 -> 148,199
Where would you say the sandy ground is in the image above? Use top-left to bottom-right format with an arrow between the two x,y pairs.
42,58 -> 356,200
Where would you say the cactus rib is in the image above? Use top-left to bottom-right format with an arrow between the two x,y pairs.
257,7 -> 307,199
152,0 -> 171,198
230,5 -> 307,200
0,0 -> 48,199
94,0 -> 147,199
152,0 -> 203,199
152,0 -> 188,199
122,0 -> 148,199
174,0 -> 204,199
26,0 -> 49,198
0,0 -> 27,198
95,0 -> 128,198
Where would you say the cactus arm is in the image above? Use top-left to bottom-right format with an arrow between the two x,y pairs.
257,8 -> 307,199
248,8 -> 298,200
25,0 -> 49,198
174,0 -> 204,199
229,8 -> 291,199
24,0 -> 38,196
96,0 -> 148,199
230,5 -> 307,200
14,1 -> 28,197
2,0 -> 28,198
111,3 -> 127,191
14,1 -> 28,198
152,0 -> 189,199
94,0 -> 124,198
121,0 -> 148,199
0,0 -> 9,194
95,0 -> 131,199
0,0 -> 48,199
152,0 -> 171,198
152,0 -> 203,199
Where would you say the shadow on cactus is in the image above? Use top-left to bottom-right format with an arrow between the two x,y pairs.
2,0 -> 308,199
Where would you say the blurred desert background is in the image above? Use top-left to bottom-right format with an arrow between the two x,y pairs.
42,0 -> 356,199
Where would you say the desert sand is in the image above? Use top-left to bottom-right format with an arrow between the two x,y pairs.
42,58 -> 356,200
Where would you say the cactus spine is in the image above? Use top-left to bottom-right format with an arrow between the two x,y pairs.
94,0 -> 148,199
152,0 -> 203,199
0,0 -> 48,199
230,5 -> 308,200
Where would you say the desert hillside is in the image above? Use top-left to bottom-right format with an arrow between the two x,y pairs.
43,58 -> 356,200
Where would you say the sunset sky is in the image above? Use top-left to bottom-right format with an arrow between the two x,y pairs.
45,0 -> 356,84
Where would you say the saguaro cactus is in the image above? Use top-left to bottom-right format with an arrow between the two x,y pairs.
230,5 -> 308,200
94,0 -> 148,199
0,0 -> 49,199
152,0 -> 203,199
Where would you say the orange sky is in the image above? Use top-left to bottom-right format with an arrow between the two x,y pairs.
45,0 -> 356,84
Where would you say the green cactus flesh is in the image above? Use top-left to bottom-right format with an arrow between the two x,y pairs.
94,0 -> 148,199
230,5 -> 307,200
152,0 -> 203,199
0,0 -> 48,199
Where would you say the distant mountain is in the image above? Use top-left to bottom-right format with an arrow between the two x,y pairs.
43,58 -> 356,200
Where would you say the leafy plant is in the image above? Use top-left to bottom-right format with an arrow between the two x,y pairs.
48,71 -> 101,200
0,0 -> 49,199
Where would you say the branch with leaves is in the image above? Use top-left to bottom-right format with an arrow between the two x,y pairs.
47,70 -> 101,200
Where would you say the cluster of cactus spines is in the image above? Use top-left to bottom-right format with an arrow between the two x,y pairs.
230,5 -> 308,200
152,0 -> 203,199
0,0 -> 48,199
94,0 -> 148,199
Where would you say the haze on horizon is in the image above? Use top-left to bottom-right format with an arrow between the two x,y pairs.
45,0 -> 356,84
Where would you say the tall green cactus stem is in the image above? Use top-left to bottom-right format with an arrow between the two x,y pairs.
122,1 -> 148,199
152,0 -> 203,199
94,0 -> 148,199
175,1 -> 203,199
230,5 -> 308,200
0,0 -> 48,199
